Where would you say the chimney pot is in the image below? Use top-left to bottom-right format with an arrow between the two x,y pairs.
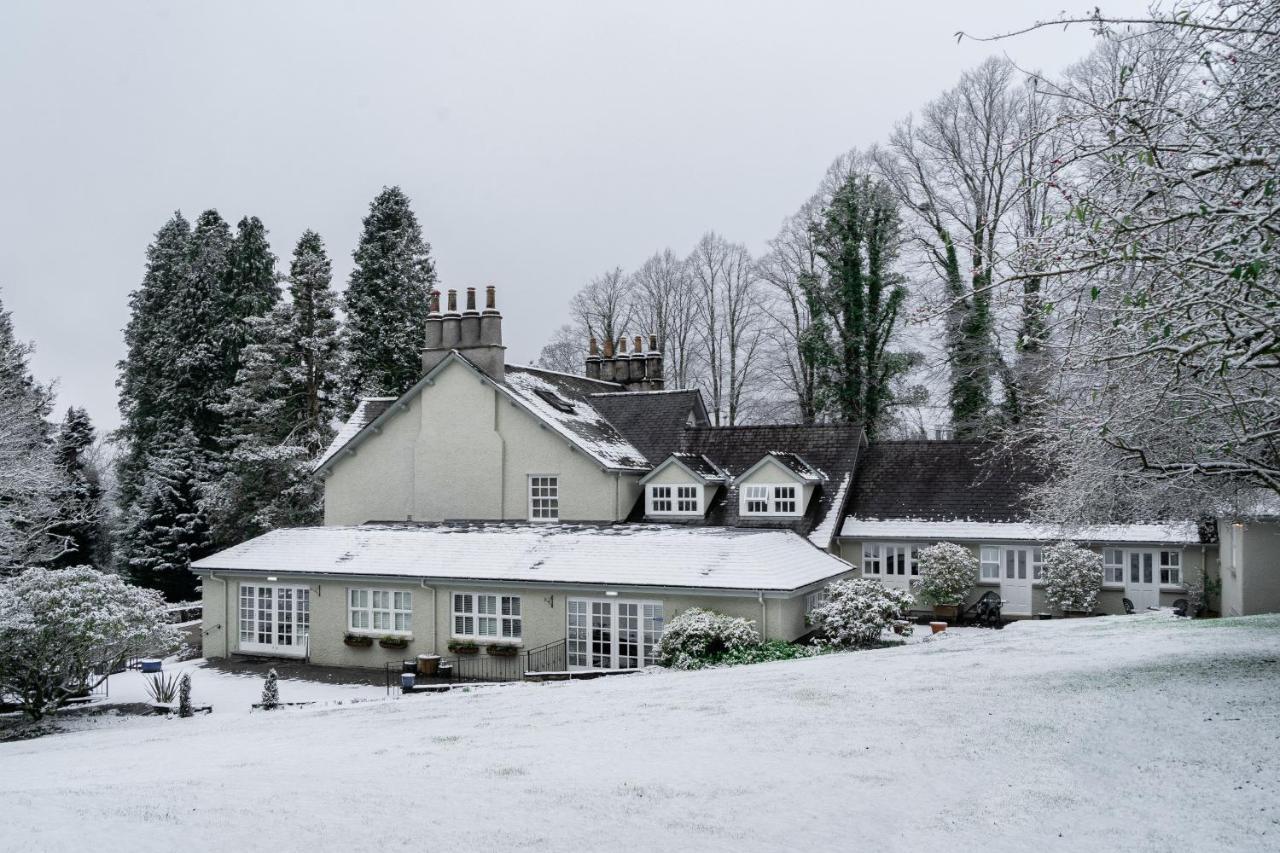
429,290 -> 441,316
465,287 -> 478,313
484,285 -> 497,312
602,338 -> 614,358
617,336 -> 627,354
588,337 -> 599,356
633,335 -> 642,353
649,334 -> 658,352
446,289 -> 458,314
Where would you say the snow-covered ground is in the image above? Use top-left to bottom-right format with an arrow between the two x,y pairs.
1,613 -> 1277,852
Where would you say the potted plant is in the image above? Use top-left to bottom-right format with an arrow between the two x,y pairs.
378,635 -> 409,650
343,633 -> 373,648
1041,541 -> 1103,617
486,644 -> 519,657
447,641 -> 479,655
914,542 -> 978,623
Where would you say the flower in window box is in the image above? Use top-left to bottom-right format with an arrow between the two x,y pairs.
485,644 -> 520,657
447,641 -> 479,654
378,635 -> 409,650
343,633 -> 373,648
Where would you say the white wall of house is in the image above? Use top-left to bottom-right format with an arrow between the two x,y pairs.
1219,520 -> 1280,616
835,539 -> 1209,617
322,359 -> 642,526
197,572 -> 835,669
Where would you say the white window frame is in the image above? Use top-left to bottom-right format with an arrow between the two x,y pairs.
566,597 -> 663,669
528,474 -> 559,521
452,592 -> 522,641
239,583 -> 311,655
862,543 -> 922,577
348,587 -> 413,635
980,545 -> 1001,582
804,588 -> 830,615
1103,548 -> 1125,586
1159,549 -> 1183,587
647,483 -> 701,516
740,483 -> 801,517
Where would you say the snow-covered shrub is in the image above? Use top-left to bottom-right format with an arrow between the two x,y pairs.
178,672 -> 192,718
914,542 -> 978,606
0,566 -> 180,721
808,578 -> 915,647
1041,541 -> 1103,614
656,607 -> 759,670
261,669 -> 279,710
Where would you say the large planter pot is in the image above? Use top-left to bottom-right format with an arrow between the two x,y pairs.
378,637 -> 409,650
932,604 -> 960,623
343,634 -> 373,648
417,654 -> 441,676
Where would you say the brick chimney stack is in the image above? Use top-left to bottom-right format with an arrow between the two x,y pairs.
585,332 -> 664,391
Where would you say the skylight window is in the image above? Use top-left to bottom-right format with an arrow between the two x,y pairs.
534,388 -> 577,414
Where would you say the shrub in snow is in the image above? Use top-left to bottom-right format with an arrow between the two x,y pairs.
145,672 -> 179,705
914,542 -> 978,606
656,607 -> 759,670
1041,541 -> 1104,614
0,566 -> 180,721
261,669 -> 279,710
178,672 -> 192,718
808,578 -> 914,647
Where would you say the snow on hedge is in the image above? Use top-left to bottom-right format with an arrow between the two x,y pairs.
1041,541 -> 1104,614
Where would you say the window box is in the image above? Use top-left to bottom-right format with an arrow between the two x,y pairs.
486,644 -> 520,657
448,641 -> 480,655
344,633 -> 373,648
378,636 -> 410,650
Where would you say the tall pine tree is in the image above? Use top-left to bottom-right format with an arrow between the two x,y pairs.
48,407 -> 109,569
211,231 -> 340,545
222,216 -> 279,390
340,187 -> 436,407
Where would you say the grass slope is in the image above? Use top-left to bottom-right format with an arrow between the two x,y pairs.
1,613 -> 1277,852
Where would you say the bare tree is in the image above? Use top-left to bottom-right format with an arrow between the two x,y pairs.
687,233 -> 764,425
758,200 -> 824,422
534,323 -> 585,375
570,267 -> 634,346
628,249 -> 699,388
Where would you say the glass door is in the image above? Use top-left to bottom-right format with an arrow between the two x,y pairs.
239,583 -> 310,656
1001,547 -> 1033,615
1126,551 -> 1159,611
568,598 -> 664,669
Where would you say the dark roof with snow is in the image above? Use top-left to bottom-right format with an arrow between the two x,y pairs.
846,441 -> 1045,523
589,389 -> 709,464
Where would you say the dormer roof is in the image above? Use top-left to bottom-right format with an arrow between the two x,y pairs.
737,451 -> 825,484
638,452 -> 728,485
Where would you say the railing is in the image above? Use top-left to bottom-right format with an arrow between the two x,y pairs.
386,640 -> 568,695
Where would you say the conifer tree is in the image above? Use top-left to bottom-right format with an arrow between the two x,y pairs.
210,231 -> 340,545
48,407 -> 109,569
221,216 -> 279,390
178,672 -> 193,718
174,210 -> 235,454
261,668 -> 279,710
340,187 -> 436,407
120,429 -> 211,601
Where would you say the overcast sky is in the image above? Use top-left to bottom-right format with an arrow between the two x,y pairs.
0,1 -> 1146,432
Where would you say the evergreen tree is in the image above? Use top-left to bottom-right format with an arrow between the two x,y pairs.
178,672 -> 193,718
48,407 -> 109,569
120,429 -> 211,601
116,212 -> 192,507
222,216 -> 279,389
210,231 -> 340,545
806,172 -> 910,435
939,231 -> 995,438
261,668 -> 279,710
340,187 -> 436,407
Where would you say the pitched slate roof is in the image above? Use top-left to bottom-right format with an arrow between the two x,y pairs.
839,518 -> 1201,544
501,365 -> 649,471
589,389 -> 708,464
846,440 -> 1044,523
674,424 -> 864,542
191,523 -> 852,594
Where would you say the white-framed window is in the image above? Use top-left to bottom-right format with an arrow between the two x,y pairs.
1159,550 -> 1182,586
1103,548 -> 1124,585
529,475 -> 559,521
1031,546 -> 1044,582
863,543 -> 921,577
239,584 -> 310,654
647,484 -> 701,516
741,484 -> 801,516
567,597 -> 663,669
804,588 -> 830,614
980,546 -> 1001,581
452,592 -> 522,640
348,588 -> 413,634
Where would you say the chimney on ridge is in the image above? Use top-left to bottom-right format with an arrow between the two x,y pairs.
422,285 -> 505,382
584,332 -> 664,391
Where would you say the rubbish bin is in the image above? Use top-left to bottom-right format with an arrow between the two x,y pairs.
140,659 -> 162,673
400,672 -> 416,691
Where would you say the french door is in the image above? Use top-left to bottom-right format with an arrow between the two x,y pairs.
1001,547 -> 1036,615
238,584 -> 311,657
567,598 -> 663,670
1126,551 -> 1160,611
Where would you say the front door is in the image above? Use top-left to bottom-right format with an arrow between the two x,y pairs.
1126,551 -> 1160,611
567,598 -> 663,669
1001,547 -> 1034,615
238,584 -> 311,656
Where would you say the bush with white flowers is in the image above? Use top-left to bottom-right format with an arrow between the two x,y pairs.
656,607 -> 759,670
914,542 -> 978,606
1041,541 -> 1104,614
808,578 -> 914,647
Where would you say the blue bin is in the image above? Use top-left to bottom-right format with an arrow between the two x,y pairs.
400,673 -> 416,691
140,659 -> 162,673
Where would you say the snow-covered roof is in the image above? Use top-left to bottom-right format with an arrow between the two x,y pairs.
739,451 -> 825,484
640,453 -> 727,484
838,518 -> 1201,545
808,474 -> 851,548
313,397 -> 397,472
192,524 -> 852,593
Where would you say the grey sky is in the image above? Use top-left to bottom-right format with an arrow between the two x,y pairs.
0,1 -> 1144,432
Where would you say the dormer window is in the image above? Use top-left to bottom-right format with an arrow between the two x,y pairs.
648,484 -> 700,516
741,484 -> 799,516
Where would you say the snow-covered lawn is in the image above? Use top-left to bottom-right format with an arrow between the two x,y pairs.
1,613 -> 1277,852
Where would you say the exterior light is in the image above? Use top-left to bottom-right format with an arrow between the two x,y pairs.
267,576 -> 278,582
605,590 -> 618,597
